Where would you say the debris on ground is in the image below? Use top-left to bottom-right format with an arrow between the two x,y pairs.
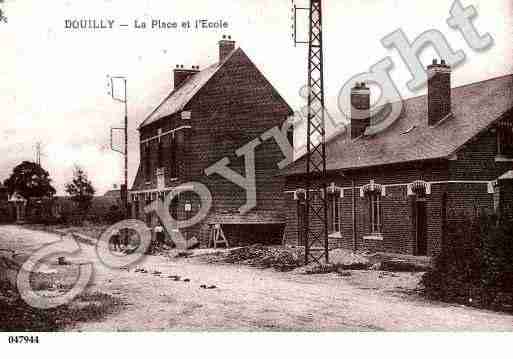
367,252 -> 432,271
373,259 -> 430,272
196,245 -> 430,275
295,263 -> 340,275
201,244 -> 304,272
328,249 -> 371,269
293,249 -> 371,275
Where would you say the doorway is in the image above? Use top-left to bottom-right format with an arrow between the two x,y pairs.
297,201 -> 307,247
415,198 -> 428,256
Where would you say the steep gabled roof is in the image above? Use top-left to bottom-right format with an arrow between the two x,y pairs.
139,49 -> 239,129
282,74 -> 513,176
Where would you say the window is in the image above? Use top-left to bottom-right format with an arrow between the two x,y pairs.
329,193 -> 341,234
493,183 -> 501,215
297,201 -> 306,246
157,139 -> 163,169
169,135 -> 178,179
144,142 -> 151,182
497,121 -> 513,159
287,127 -> 294,148
368,191 -> 382,234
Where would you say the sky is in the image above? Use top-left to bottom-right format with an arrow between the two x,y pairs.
1,0 -> 512,195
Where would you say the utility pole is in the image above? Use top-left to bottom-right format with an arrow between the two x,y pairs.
108,75 -> 129,219
35,142 -> 41,166
35,142 -> 44,167
292,0 -> 329,264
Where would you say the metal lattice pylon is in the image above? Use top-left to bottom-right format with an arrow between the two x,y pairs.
293,0 -> 329,264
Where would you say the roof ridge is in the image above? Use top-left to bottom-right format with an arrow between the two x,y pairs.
138,47 -> 240,129
400,72 -> 513,103
281,72 -> 513,176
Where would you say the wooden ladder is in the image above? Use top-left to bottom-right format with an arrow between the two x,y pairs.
209,224 -> 229,249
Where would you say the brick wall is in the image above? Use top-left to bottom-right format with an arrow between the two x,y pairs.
283,119 -> 513,257
132,48 -> 292,246
283,160 -> 449,256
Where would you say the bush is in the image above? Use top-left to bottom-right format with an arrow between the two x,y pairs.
0,205 -> 13,223
422,216 -> 513,312
103,205 -> 125,224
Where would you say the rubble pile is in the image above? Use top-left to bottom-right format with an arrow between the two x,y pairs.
210,245 -> 305,272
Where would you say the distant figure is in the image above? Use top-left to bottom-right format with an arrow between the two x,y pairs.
111,229 -> 121,251
154,225 -> 165,246
121,230 -> 130,249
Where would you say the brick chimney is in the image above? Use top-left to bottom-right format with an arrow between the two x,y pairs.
219,35 -> 235,62
427,59 -> 452,126
351,82 -> 371,139
173,65 -> 200,89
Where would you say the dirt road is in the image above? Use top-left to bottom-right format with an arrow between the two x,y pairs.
1,225 -> 513,331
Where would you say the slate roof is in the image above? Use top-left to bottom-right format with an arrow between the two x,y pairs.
139,48 -> 238,129
282,74 -> 513,176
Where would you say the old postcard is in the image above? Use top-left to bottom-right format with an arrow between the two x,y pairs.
1,0 -> 513,356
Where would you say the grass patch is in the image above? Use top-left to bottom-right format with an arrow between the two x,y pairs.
0,278 -> 123,331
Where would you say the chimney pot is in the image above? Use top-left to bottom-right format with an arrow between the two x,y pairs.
173,65 -> 200,89
427,61 -> 452,126
219,36 -> 236,62
351,83 -> 371,139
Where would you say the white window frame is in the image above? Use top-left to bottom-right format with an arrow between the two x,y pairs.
369,191 -> 382,235
330,192 -> 341,235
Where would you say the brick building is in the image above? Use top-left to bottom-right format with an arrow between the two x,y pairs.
281,61 -> 513,257
130,37 -> 293,248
